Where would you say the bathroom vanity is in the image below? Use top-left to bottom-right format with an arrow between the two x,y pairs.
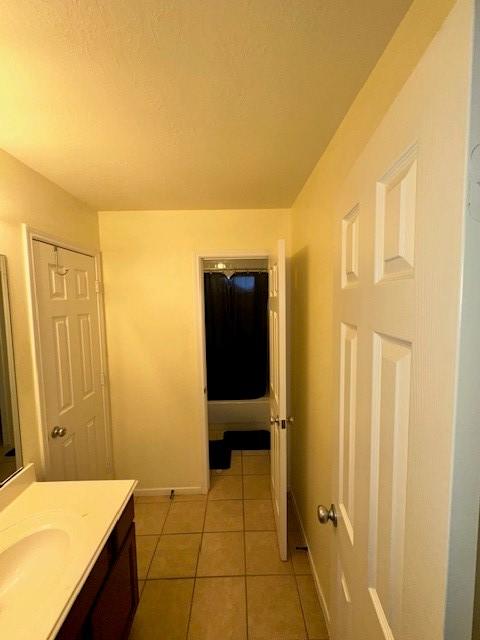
56,492 -> 138,640
0,465 -> 138,640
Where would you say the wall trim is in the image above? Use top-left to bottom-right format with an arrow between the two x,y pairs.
289,489 -> 332,631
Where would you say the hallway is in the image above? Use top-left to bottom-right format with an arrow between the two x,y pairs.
130,449 -> 328,639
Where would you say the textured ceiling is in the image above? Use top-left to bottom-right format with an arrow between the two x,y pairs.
0,1 -> 412,210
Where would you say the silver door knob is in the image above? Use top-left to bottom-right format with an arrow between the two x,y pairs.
317,504 -> 338,527
51,426 -> 67,438
270,416 -> 280,425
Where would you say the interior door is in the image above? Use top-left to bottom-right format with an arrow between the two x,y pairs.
33,240 -> 109,480
328,29 -> 468,637
269,239 -> 288,561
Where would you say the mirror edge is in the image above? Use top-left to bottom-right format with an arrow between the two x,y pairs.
0,255 -> 23,472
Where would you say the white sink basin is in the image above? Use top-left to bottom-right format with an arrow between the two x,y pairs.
0,528 -> 70,601
0,510 -> 86,630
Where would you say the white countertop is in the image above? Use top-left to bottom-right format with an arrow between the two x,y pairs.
0,465 -> 137,640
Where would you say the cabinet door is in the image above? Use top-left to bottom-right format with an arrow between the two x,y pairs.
56,543 -> 112,640
90,524 -> 139,640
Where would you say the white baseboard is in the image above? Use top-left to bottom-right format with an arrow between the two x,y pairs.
134,486 -> 205,497
289,490 -> 332,631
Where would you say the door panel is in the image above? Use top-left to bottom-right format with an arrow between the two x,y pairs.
33,240 -> 108,480
368,334 -> 411,637
338,322 -> 357,546
53,315 -> 74,414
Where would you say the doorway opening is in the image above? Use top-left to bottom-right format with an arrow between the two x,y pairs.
199,256 -> 271,474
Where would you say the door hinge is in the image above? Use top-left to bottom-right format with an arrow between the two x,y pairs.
95,280 -> 104,295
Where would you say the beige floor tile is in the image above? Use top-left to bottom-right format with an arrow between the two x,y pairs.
197,531 -> 245,576
243,475 -> 271,500
135,494 -> 171,503
245,531 -> 292,575
188,577 -> 247,640
204,500 -> 244,532
137,580 -> 145,597
129,578 -> 194,640
242,455 -> 270,475
247,575 -> 306,640
163,501 -> 206,533
136,535 -> 158,579
244,500 -> 275,531
174,493 -> 207,502
211,455 -> 243,475
242,449 -> 270,456
148,534 -> 201,578
296,575 -> 329,639
209,474 -> 243,500
134,502 -> 170,535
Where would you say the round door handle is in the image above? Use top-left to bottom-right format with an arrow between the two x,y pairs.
51,426 -> 67,438
317,504 -> 338,527
270,416 -> 280,425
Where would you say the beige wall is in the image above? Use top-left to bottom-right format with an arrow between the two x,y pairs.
0,149 -> 99,473
98,209 -> 290,491
289,0 -> 461,622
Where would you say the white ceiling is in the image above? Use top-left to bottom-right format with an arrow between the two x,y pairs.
0,1 -> 412,210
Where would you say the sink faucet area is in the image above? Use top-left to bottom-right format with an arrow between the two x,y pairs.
0,465 -> 137,640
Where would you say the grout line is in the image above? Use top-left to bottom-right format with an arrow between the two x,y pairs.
184,477 -> 209,640
161,496 -> 174,535
138,530 -> 203,536
140,535 -> 161,584
137,528 -> 278,536
293,563 -> 310,640
242,470 -> 250,640
141,572 -> 306,580
141,497 -> 174,584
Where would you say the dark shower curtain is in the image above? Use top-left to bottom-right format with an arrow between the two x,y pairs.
204,271 -> 269,400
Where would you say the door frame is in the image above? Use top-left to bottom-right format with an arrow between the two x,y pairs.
23,225 -> 114,479
195,250 -> 269,493
445,3 -> 480,637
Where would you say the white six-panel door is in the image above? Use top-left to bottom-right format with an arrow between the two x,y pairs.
269,239 -> 288,561
330,9 -> 469,634
33,240 -> 109,480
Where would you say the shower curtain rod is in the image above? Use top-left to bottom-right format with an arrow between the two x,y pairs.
203,269 -> 269,274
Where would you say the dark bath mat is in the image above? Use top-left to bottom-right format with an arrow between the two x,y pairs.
209,440 -> 232,470
223,429 -> 270,451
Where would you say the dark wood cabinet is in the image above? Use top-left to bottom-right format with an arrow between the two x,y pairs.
56,496 -> 139,640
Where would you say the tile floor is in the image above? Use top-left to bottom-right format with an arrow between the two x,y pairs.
129,450 -> 329,640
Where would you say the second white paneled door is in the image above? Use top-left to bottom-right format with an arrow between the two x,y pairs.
328,10 -> 469,637
269,239 -> 288,561
33,240 -> 109,480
